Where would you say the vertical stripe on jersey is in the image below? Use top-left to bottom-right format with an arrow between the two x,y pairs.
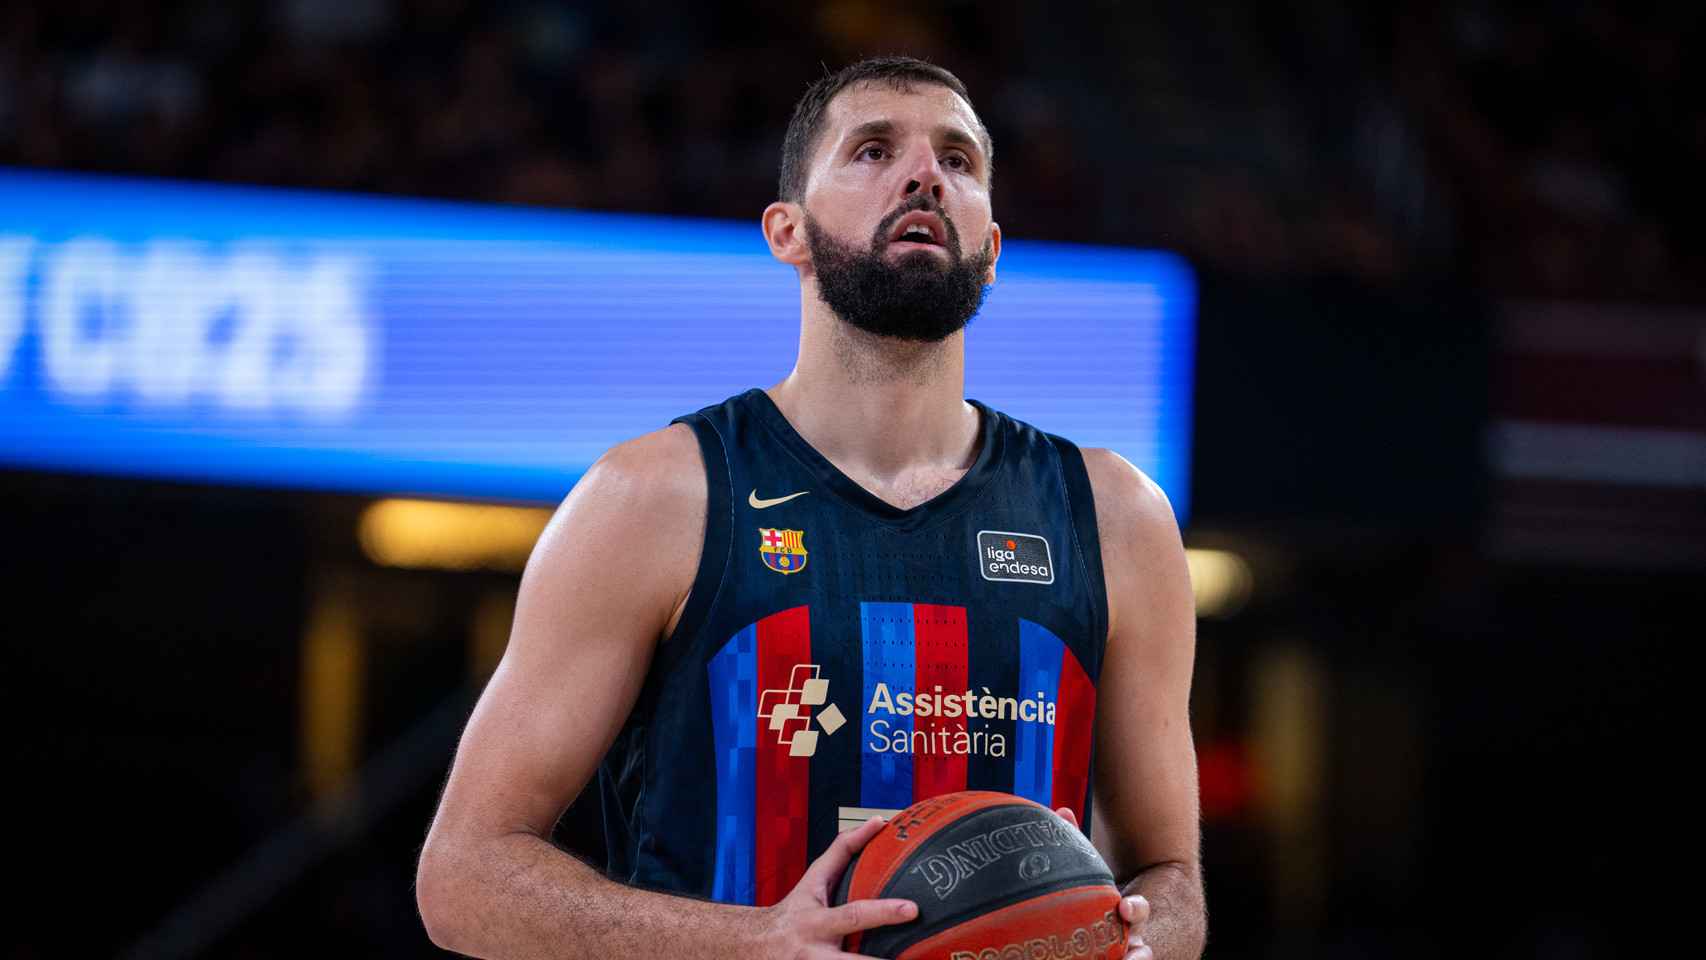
1050,642 -> 1097,824
911,603 -> 970,799
1012,619 -> 1065,805
706,607 -> 812,907
859,602 -> 915,809
754,606 -> 812,906
963,613 -> 1016,797
707,623 -> 757,904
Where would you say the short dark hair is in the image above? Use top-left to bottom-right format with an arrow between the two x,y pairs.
777,56 -> 994,202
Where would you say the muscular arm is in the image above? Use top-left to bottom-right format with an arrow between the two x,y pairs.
1081,449 -> 1207,960
415,425 -> 757,959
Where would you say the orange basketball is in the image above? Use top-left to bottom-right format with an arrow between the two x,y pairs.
832,791 -> 1125,960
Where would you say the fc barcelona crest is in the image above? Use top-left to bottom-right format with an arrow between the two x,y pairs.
758,527 -> 808,574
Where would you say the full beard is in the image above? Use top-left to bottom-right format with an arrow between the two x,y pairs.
804,208 -> 994,344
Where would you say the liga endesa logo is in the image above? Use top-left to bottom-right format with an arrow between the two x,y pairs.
976,530 -> 1053,585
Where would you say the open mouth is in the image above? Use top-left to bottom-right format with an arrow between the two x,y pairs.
894,224 -> 940,245
888,212 -> 947,249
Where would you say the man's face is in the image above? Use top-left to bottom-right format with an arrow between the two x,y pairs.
797,82 -> 1000,343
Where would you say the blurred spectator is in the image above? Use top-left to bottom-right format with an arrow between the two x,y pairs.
3,0 -> 1701,301
1394,1 -> 1705,301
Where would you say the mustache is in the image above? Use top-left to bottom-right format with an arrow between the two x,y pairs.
872,196 -> 963,257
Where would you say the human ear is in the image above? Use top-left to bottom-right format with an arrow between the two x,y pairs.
761,201 -> 811,267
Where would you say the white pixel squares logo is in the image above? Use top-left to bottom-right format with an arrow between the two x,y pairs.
757,664 -> 846,758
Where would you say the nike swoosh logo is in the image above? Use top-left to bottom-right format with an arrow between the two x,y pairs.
749,489 -> 810,509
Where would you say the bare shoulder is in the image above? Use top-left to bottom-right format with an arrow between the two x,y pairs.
1076,447 -> 1188,641
1077,447 -> 1181,553
523,423 -> 707,625
550,422 -> 702,517
541,423 -> 704,540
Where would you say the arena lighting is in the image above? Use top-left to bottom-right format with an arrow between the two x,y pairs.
302,588 -> 362,799
1184,548 -> 1253,618
358,498 -> 551,572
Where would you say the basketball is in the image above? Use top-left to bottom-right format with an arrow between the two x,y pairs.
833,791 -> 1126,960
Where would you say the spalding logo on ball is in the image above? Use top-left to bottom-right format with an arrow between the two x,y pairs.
833,791 -> 1126,960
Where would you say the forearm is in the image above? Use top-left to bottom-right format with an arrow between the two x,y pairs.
1124,862 -> 1205,960
419,830 -> 762,960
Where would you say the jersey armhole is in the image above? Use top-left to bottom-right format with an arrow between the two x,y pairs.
603,413 -> 731,880
661,413 -> 733,655
1045,433 -> 1111,677
1047,433 -> 1111,831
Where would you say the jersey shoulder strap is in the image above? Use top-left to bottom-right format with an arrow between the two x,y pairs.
1043,431 -> 1110,665
653,407 -> 734,677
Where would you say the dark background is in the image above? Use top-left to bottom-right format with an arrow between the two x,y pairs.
4,1 -> 1702,957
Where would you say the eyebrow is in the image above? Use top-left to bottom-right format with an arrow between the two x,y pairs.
842,119 -> 985,159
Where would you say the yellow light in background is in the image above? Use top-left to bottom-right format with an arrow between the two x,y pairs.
358,498 -> 552,572
1185,547 -> 1253,618
1251,642 -> 1328,922
302,586 -> 362,806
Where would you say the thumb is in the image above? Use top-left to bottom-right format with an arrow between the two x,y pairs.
797,815 -> 887,895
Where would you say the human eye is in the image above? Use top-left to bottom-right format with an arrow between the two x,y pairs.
943,151 -> 973,172
856,143 -> 889,161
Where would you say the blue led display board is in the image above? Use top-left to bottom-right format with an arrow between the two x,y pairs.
0,168 -> 1193,517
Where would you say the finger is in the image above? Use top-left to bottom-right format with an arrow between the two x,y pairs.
799,816 -> 888,890
1119,894 -> 1150,927
1054,806 -> 1079,829
1124,944 -> 1154,960
813,898 -> 918,937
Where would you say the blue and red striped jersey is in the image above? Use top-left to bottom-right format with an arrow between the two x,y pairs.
597,388 -> 1109,906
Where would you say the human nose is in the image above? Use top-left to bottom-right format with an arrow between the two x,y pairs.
900,142 -> 946,204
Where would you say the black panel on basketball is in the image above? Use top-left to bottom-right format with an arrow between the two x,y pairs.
835,798 -> 1118,959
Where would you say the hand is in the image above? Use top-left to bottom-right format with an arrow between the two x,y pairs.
755,815 -> 918,959
1054,807 -> 1153,960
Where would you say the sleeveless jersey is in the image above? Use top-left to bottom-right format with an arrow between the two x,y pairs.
597,388 -> 1109,906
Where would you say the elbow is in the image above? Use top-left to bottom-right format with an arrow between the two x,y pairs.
416,839 -> 472,953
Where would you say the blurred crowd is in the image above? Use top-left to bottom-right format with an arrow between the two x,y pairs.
1394,3 -> 1705,301
2,0 -> 1701,300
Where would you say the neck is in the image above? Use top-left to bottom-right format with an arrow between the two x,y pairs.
767,287 -> 979,481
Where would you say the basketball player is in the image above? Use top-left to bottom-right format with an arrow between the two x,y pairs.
417,57 -> 1205,960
